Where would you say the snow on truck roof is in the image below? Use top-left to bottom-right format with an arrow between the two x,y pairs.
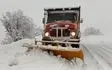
44,7 -> 80,11
47,10 -> 79,14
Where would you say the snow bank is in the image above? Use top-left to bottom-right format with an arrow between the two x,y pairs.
0,39 -> 84,70
0,34 -> 111,70
0,39 -> 29,69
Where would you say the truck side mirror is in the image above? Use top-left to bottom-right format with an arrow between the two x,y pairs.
80,18 -> 83,23
42,18 -> 45,24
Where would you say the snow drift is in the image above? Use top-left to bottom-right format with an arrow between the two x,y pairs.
0,33 -> 112,70
0,39 -> 84,70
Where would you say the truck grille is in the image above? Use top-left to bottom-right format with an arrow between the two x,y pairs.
51,28 -> 70,37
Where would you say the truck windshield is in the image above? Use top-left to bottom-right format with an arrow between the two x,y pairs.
47,13 -> 77,23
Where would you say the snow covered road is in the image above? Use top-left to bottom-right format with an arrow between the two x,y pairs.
0,36 -> 112,70
82,44 -> 112,70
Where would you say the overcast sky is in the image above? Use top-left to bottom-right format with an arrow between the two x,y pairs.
0,0 -> 112,38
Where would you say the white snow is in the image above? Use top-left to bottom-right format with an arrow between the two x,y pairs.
0,0 -> 112,70
35,44 -> 81,51
0,34 -> 112,70
0,38 -> 84,70
81,34 -> 112,44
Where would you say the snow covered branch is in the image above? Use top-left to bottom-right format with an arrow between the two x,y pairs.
0,10 -> 35,42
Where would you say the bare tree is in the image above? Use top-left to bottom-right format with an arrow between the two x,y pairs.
0,10 -> 35,41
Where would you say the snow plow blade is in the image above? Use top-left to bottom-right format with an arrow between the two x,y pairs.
34,40 -> 84,61
52,49 -> 84,60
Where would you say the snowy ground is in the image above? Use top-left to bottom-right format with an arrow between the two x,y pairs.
0,35 -> 112,70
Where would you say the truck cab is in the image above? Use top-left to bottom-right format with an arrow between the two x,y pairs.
42,7 -> 82,47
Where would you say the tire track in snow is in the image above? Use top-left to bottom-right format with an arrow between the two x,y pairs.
98,45 -> 112,58
99,44 -> 112,54
81,44 -> 104,70
99,43 -> 112,50
92,45 -> 112,67
85,44 -> 112,70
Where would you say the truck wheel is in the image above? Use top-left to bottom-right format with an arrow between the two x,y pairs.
71,44 -> 79,48
61,44 -> 66,47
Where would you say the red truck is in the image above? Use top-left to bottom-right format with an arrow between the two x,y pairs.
35,7 -> 84,61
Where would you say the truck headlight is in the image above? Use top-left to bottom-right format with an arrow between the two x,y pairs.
71,32 -> 75,36
45,32 -> 49,37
